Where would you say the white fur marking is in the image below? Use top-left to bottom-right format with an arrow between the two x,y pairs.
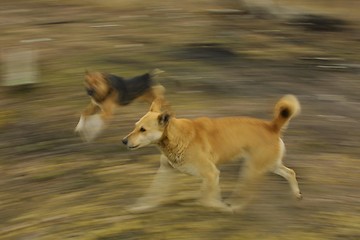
75,114 -> 105,142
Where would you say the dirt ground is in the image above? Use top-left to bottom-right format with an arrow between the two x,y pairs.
0,0 -> 359,239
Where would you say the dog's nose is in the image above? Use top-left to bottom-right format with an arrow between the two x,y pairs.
86,88 -> 95,96
122,138 -> 128,145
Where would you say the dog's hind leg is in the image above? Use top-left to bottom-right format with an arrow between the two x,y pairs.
138,89 -> 158,104
227,159 -> 264,212
128,154 -> 176,213
271,139 -> 302,199
272,164 -> 302,199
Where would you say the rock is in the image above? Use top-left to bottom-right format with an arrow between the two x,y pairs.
2,48 -> 39,86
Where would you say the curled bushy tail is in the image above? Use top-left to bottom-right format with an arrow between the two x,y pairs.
272,95 -> 300,132
150,68 -> 166,98
150,68 -> 165,78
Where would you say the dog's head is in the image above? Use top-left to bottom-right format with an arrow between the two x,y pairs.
122,99 -> 171,150
84,71 -> 111,102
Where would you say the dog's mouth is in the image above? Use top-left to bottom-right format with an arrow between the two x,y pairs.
128,144 -> 140,150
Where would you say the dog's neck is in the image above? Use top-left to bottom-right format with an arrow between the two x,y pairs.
158,118 -> 194,166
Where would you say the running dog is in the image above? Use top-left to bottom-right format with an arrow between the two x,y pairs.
122,95 -> 302,212
75,69 -> 165,142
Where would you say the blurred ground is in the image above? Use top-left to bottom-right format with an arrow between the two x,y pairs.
0,0 -> 359,239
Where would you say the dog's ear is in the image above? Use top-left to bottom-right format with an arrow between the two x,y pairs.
158,112 -> 171,126
150,97 -> 164,113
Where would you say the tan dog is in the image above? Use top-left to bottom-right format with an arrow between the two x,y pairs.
75,69 -> 165,142
122,95 -> 302,212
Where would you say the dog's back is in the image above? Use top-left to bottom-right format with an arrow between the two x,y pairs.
184,95 -> 300,166
190,117 -> 278,165
105,73 -> 153,105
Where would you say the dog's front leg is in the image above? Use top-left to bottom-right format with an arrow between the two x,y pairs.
83,101 -> 101,116
128,155 -> 176,213
182,160 -> 232,213
200,165 -> 231,212
75,102 -> 100,132
99,98 -> 116,121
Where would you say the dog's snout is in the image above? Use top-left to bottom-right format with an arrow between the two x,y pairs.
122,138 -> 128,145
86,88 -> 95,96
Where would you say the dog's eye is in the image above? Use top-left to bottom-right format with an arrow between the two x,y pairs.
140,127 -> 146,132
86,88 -> 95,96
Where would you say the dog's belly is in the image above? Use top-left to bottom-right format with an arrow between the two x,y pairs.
175,163 -> 199,176
214,147 -> 248,165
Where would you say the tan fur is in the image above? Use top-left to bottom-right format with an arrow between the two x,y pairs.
123,95 -> 302,213
272,94 -> 301,131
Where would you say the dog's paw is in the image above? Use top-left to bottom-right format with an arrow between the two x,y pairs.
75,114 -> 105,142
75,115 -> 85,132
198,199 -> 234,214
295,191 -> 303,200
230,203 -> 248,213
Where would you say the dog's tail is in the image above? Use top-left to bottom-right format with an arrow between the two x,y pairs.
149,68 -> 166,97
271,95 -> 300,132
150,68 -> 165,78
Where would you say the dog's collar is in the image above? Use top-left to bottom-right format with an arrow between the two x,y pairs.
157,124 -> 186,167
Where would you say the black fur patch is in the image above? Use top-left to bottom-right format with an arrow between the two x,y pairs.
280,108 -> 290,118
105,73 -> 152,105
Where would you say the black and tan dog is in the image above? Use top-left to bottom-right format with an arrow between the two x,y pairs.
75,69 -> 166,142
